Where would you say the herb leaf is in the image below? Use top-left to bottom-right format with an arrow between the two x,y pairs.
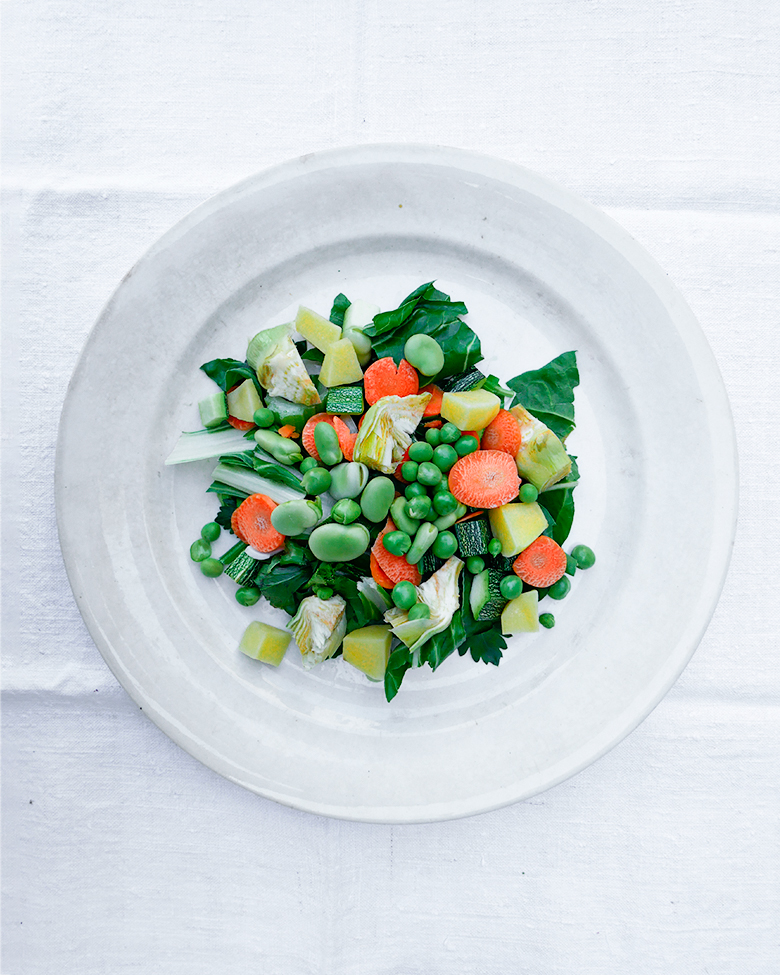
506,351 -> 579,440
253,542 -> 315,616
201,358 -> 263,397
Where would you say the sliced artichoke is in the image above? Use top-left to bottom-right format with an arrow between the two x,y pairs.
509,403 -> 572,491
352,392 -> 431,473
288,594 -> 347,669
384,556 -> 464,656
247,324 -> 320,406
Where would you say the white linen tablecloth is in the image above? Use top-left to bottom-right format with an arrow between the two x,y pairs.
3,2 -> 778,972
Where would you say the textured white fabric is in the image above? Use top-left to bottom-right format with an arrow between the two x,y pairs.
3,2 -> 779,973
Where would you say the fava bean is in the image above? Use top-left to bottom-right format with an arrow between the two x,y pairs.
308,523 -> 370,562
407,603 -> 431,621
408,441 -> 434,463
270,498 -> 320,535
331,498 -> 362,524
299,456 -> 321,474
254,428 -> 303,465
432,530 -> 458,559
313,421 -> 343,466
301,467 -> 332,496
405,522 -> 439,565
403,334 -> 445,376
329,462 -> 369,499
343,328 -> 372,367
360,476 -> 395,523
390,496 -> 421,536
433,503 -> 467,532
416,462 -> 442,487
406,494 -> 432,521
201,522 -> 221,543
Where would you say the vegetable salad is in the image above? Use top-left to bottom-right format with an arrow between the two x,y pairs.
166,283 -> 595,700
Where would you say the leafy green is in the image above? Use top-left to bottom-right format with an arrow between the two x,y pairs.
538,456 -> 579,545
384,646 -> 413,702
214,495 -> 241,532
306,560 -> 379,633
300,348 -> 325,363
329,293 -> 351,326
420,610 -> 466,671
201,358 -> 263,397
457,573 -> 507,665
213,450 -> 304,491
363,282 -> 482,381
506,351 -> 579,440
253,542 -> 315,616
480,374 -> 514,406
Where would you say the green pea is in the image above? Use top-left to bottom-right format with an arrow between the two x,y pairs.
300,456 -> 321,474
406,494 -> 432,521
253,407 -> 275,428
201,522 -> 221,543
235,586 -> 261,606
565,554 -> 577,577
360,476 -> 395,523
432,444 -> 458,472
301,467 -> 332,496
500,576 -> 522,600
405,522 -> 439,565
488,538 -> 502,557
200,557 -> 223,578
455,435 -> 479,456
392,581 -> 417,610
308,523 -> 371,562
520,483 -> 539,503
416,462 -> 442,487
571,544 -> 596,569
425,427 -> 442,446
403,334 -> 445,376
190,538 -> 211,562
390,496 -> 421,536
313,421 -> 343,466
401,461 -> 419,482
383,530 -> 411,556
316,587 -> 334,600
331,498 -> 362,525
329,462 -> 369,499
432,491 -> 458,516
405,482 -> 427,499
407,603 -> 431,620
439,422 -> 461,444
548,576 -> 571,600
466,556 -> 485,575
539,612 -> 556,629
408,441 -> 434,463
432,530 -> 458,559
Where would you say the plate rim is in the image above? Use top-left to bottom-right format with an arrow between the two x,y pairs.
55,143 -> 739,822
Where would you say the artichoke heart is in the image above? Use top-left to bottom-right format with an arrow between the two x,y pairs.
384,556 -> 464,655
509,403 -> 571,491
288,594 -> 347,669
246,323 -> 321,406
352,392 -> 431,473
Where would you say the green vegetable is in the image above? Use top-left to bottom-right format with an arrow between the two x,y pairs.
343,328 -> 372,367
165,427 -> 256,466
401,461 -> 419,482
200,558 -> 223,578
253,407 -> 276,428
200,357 -> 263,397
329,293 -> 351,327
506,351 -> 579,441
416,462 -> 442,487
289,594 -> 347,668
325,386 -> 364,415
438,423 -> 460,444
405,522 -> 438,564
301,467 -> 332,496
408,441 -> 434,463
219,541 -> 249,565
432,502 -> 467,532
432,530 -> 457,559
455,435 -> 479,456
265,396 -> 318,433
538,457 -> 579,545
466,556 -> 485,575
199,392 -> 229,429
432,491 -> 458,516
548,576 -> 571,600
488,538 -> 502,557
383,530 -> 412,556
329,462 -> 369,499
392,581 -> 417,610
432,444 -> 458,471
300,457 -> 320,474
390,496 -> 421,536
500,576 -> 522,600
360,476 -> 395,523
520,483 -> 539,503
565,554 -> 577,577
190,539 -> 211,562
405,482 -> 427,499
425,427 -> 442,446
539,612 -> 556,628
571,543 -> 596,569
454,517 -> 491,558
406,495 -> 432,521
224,551 -> 260,585
201,522 -> 220,542
271,498 -> 321,536
469,568 -> 506,622
331,498 -> 362,524
313,421 -> 343,466
308,523 -> 370,562
235,586 -> 261,606
404,334 -> 445,376
407,603 -> 431,621
316,587 -> 334,600
439,368 -> 486,393
253,428 -> 304,465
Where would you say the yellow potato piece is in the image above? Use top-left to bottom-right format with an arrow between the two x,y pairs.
501,591 -> 539,634
295,306 -> 342,353
238,621 -> 292,666
319,339 -> 365,387
488,502 -> 547,557
440,389 -> 501,431
342,625 -> 392,681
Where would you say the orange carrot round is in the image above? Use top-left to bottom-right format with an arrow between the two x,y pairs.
370,551 -> 395,589
227,415 -> 255,431
512,535 -> 567,588
301,414 -> 355,461
372,518 -> 421,585
448,450 -> 520,509
363,357 -> 419,405
232,494 -> 285,552
480,410 -> 521,455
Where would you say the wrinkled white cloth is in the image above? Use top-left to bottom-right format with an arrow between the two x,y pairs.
3,2 -> 779,973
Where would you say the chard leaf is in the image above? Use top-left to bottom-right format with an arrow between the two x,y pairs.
385,646 -> 413,702
538,456 -> 579,545
201,358 -> 263,397
506,351 -> 579,440
363,282 -> 481,380
254,543 -> 315,615
306,560 -> 377,632
422,610 -> 466,671
329,293 -> 351,326
252,457 -> 308,490
301,348 -> 325,363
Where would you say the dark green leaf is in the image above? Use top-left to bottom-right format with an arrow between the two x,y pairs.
330,293 -> 351,326
253,543 -> 316,615
506,351 -> 579,440
214,496 -> 240,532
301,348 -> 325,363
201,358 -> 263,397
251,457 -> 306,490
538,456 -> 579,545
385,646 -> 413,702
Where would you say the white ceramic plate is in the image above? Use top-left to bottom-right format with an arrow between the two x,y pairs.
56,145 -> 737,823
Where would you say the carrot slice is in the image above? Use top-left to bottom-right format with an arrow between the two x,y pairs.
455,509 -> 486,524
277,424 -> 298,439
232,493 -> 286,553
448,450 -> 521,509
363,357 -> 419,405
420,384 -> 443,416
480,410 -> 522,456
301,414 -> 355,461
372,518 -> 421,585
512,535 -> 567,588
370,551 -> 395,589
231,508 -> 248,542
424,419 -> 443,429
227,415 -> 255,431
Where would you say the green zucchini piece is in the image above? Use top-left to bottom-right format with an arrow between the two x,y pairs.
440,368 -> 486,394
420,548 -> 444,578
454,516 -> 491,558
325,386 -> 364,415
470,568 -> 507,621
223,551 -> 260,585
198,391 -> 228,429
265,396 -> 319,432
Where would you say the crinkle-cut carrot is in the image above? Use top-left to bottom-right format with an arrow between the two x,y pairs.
227,415 -> 255,431
277,424 -> 298,438
232,493 -> 286,552
372,518 -> 421,585
448,450 -> 521,509
420,384 -> 443,416
424,419 -> 443,429
370,551 -> 395,589
363,357 -> 419,405
480,410 -> 522,455
512,535 -> 567,588
301,413 -> 355,461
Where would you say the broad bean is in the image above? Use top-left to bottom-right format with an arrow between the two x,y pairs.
253,428 -> 303,465
403,334 -> 445,376
270,499 -> 320,536
360,476 -> 395,523
329,462 -> 369,499
405,522 -> 439,565
313,421 -> 343,466
331,498 -> 362,524
308,523 -> 370,562
390,496 -> 421,536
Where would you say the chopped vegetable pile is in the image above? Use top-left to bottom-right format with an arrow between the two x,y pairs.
166,282 -> 596,700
